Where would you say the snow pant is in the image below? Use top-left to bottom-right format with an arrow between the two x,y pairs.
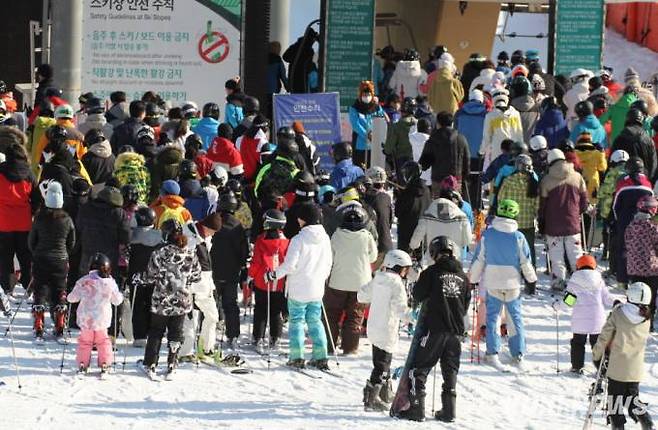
369,345 -> 393,385
606,221 -> 618,275
180,273 -> 220,355
615,226 -> 630,283
214,278 -> 240,339
408,330 -> 461,406
253,288 -> 286,342
288,299 -> 327,361
607,379 -> 653,427
629,275 -> 658,332
143,313 -> 185,367
546,234 -> 583,281
485,290 -> 525,357
130,283 -> 153,342
570,333 -> 599,370
519,228 -> 536,267
323,287 -> 366,354
32,256 -> 68,317
0,231 -> 31,293
394,156 -> 411,185
76,329 -> 112,368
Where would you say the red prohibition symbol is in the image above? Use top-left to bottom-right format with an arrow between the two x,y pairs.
198,31 -> 230,64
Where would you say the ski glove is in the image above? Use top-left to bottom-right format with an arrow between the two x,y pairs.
264,271 -> 277,283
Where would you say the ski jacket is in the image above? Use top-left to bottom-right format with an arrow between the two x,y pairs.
238,131 -> 267,181
419,127 -> 470,182
28,210 -> 75,260
0,161 -> 39,232
114,152 -> 151,204
179,179 -> 211,221
395,178 -> 432,251
563,269 -> 615,335
248,232 -> 289,292
330,159 -> 364,191
625,213 -> 658,277
593,303 -> 650,382
110,117 -> 144,154
428,67 -> 464,115
149,146 -> 183,201
207,136 -> 244,177
328,228 -> 378,293
497,172 -> 539,230
455,100 -> 488,158
364,189 -> 393,253
254,156 -> 299,198
193,153 -> 214,179
410,198 -> 472,266
510,95 -> 540,143
77,113 -> 114,141
413,257 -> 470,335
480,107 -> 524,167
481,153 -> 510,185
127,227 -> 162,283
105,102 -> 129,128
389,60 -> 427,99
613,174 -> 653,232
574,143 -> 607,202
570,115 -> 608,148
29,116 -> 56,172
383,115 -> 416,160
147,243 -> 201,316
597,165 -> 625,220
82,140 -> 115,185
224,103 -> 244,130
210,213 -> 248,282
150,195 -> 193,227
612,125 -> 657,181
191,117 -> 219,150
275,224 -> 332,303
563,81 -> 590,126
348,102 -> 385,151
599,92 -> 638,144
67,271 -> 123,330
534,108 -> 569,150
538,160 -> 588,237
469,217 -> 537,291
358,271 -> 409,352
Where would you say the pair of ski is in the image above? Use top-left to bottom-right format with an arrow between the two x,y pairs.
76,367 -> 110,380
198,353 -> 254,374
285,365 -> 342,380
136,359 -> 175,382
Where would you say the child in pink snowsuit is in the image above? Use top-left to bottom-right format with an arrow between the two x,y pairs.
67,257 -> 123,371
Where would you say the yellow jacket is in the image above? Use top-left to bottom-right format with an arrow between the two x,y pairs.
575,143 -> 607,202
428,67 -> 464,115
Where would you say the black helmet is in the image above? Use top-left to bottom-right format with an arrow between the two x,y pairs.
86,97 -> 104,114
340,205 -> 368,231
404,48 -> 420,61
401,97 -> 417,115
46,125 -> 68,143
39,100 -> 55,117
626,108 -> 645,126
574,100 -> 594,119
225,178 -> 243,198
160,218 -> 183,243
626,156 -> 645,175
185,134 -> 203,151
179,159 -> 198,179
217,190 -> 239,213
295,171 -> 316,197
118,145 -> 135,154
84,129 -> 105,147
202,102 -> 220,120
277,126 -> 296,144
497,51 -> 509,62
121,184 -> 139,205
252,114 -> 269,130
433,45 -> 448,59
89,252 -> 112,278
135,206 -> 157,227
429,236 -> 458,261
509,141 -> 528,157
511,49 -> 525,65
401,160 -> 422,184
630,99 -> 649,116
243,96 -> 260,114
0,81 -> 6,93
332,141 -> 353,162
263,209 -> 286,230
144,102 -> 161,126
540,96 -> 558,113
276,136 -> 299,158
559,139 -> 576,152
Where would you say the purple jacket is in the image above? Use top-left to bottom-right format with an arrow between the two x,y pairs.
565,269 -> 616,334
538,160 -> 588,236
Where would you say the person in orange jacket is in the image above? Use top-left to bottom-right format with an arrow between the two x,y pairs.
150,179 -> 193,228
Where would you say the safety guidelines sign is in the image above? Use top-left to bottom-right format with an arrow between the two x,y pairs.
81,0 -> 242,104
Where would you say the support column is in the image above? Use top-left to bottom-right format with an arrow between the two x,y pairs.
270,0 -> 290,49
50,0 -> 82,103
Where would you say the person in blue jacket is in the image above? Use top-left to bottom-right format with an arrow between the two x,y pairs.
192,103 -> 220,150
224,78 -> 244,129
534,96 -> 569,149
569,100 -> 608,148
455,89 -> 488,159
330,141 -> 364,191
348,80 -> 385,168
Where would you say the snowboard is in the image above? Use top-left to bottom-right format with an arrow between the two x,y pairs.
389,301 -> 427,417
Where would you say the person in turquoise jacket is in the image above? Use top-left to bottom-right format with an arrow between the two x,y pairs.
570,101 -> 608,148
192,103 -> 220,150
224,78 -> 244,129
348,80 -> 385,167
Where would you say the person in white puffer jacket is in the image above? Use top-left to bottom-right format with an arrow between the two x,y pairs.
389,49 -> 427,99
480,88 -> 524,170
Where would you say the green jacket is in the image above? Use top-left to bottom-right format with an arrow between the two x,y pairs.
597,164 -> 625,220
599,93 -> 637,143
384,115 -> 416,159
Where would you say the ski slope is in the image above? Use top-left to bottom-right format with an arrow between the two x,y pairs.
1,244 -> 656,430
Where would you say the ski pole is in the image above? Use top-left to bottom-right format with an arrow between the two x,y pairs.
581,215 -> 588,253
123,284 -> 139,371
320,303 -> 340,368
59,305 -> 72,375
476,288 -> 481,364
470,286 -> 476,363
555,307 -> 560,374
4,308 -> 22,390
266,280 -> 272,371
3,295 -> 25,337
431,366 -> 437,415
112,304 -> 118,373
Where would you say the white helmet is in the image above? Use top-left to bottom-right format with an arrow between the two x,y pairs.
366,166 -> 387,184
529,135 -> 547,151
383,249 -> 413,269
610,149 -> 630,164
570,68 -> 593,80
210,165 -> 229,187
627,282 -> 652,306
547,148 -> 566,165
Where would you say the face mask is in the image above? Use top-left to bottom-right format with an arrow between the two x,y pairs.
361,95 -> 373,104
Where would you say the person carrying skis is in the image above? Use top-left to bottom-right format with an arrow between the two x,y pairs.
469,199 -> 537,371
358,249 -> 412,412
395,161 -> 432,253
592,282 -> 655,430
67,253 -> 123,377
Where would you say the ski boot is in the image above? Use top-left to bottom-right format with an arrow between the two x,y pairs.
636,408 -> 655,430
255,338 -> 267,355
270,337 -> 280,352
77,363 -> 89,375
308,358 -> 330,371
53,303 -> 68,339
379,377 -> 394,404
434,390 -> 456,423
398,392 -> 425,421
363,380 -> 388,412
286,358 -> 305,369
32,305 -> 46,342
100,363 -> 109,380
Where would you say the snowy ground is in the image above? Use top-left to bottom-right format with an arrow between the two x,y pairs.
603,28 -> 658,83
1,240 -> 657,430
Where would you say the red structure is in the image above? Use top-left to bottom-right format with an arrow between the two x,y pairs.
607,3 -> 658,53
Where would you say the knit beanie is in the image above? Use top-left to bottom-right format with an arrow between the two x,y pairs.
45,181 -> 64,209
97,186 -> 124,208
624,67 -> 640,85
297,203 -> 322,225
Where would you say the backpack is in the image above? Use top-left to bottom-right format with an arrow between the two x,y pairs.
156,204 -> 187,228
257,159 -> 298,198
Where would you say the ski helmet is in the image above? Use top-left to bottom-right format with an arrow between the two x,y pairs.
179,159 -> 198,179
627,282 -> 652,306
428,236 -> 459,261
610,149 -> 629,164
401,160 -> 422,184
217,191 -> 239,213
202,102 -> 220,119
277,126 -> 296,144
625,157 -> 645,175
243,96 -> 260,114
276,136 -> 299,158
225,179 -> 243,198
497,199 -> 520,220
120,184 -> 139,205
575,254 -> 597,270
366,166 -> 387,184
181,101 -> 198,119
401,97 -> 417,115
403,48 -> 420,61
515,154 -> 533,173
263,209 -> 286,231
509,141 -> 528,157
54,104 -> 74,119
160,218 -> 183,244
184,134 -> 203,152
318,184 -> 336,204
86,97 -> 104,114
574,101 -> 594,119
135,206 -> 157,227
46,125 -> 68,143
636,195 -> 658,215
630,99 -> 649,116
295,171 -> 316,197
315,169 -> 331,186
332,141 -> 352,162
529,135 -> 547,151
89,253 -> 112,278
383,249 -> 413,270
340,205 -> 368,231
559,139 -> 576,152
210,165 -> 228,188
84,129 -> 106,147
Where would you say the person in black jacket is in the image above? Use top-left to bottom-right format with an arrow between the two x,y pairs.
284,171 -> 317,239
40,128 -> 81,206
419,111 -> 470,199
210,191 -> 249,351
396,161 -> 432,252
397,236 -> 470,423
364,166 -> 393,262
28,181 -> 75,340
110,100 -> 146,154
612,108 -> 658,181
81,133 -> 115,185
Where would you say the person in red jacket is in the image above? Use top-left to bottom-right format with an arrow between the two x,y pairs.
0,142 -> 40,295
247,209 -> 289,353
184,134 -> 214,179
207,123 -> 244,178
237,114 -> 269,182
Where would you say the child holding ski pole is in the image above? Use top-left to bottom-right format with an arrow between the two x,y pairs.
67,253 -> 123,377
357,249 -> 412,412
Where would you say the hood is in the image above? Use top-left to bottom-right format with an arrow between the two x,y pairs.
88,140 -> 112,158
84,113 -> 108,127
548,159 -> 572,180
395,60 -> 422,77
106,102 -> 128,122
425,198 -> 463,221
115,152 -> 145,170
180,178 -> 203,198
409,131 -> 429,146
569,269 -> 602,294
132,227 -> 163,247
511,95 -> 536,112
0,160 -> 33,182
155,194 -> 186,209
157,146 -> 183,165
620,303 -> 648,325
298,224 -> 329,244
580,114 -> 602,129
492,216 -> 518,233
461,100 -> 487,115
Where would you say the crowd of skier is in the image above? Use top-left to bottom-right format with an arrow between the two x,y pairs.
0,45 -> 656,428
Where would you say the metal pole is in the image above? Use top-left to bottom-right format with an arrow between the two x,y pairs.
547,0 -> 557,75
50,0 -> 83,103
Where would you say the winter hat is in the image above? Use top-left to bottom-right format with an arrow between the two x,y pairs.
492,88 -> 509,108
511,64 -> 529,78
547,148 -> 566,165
531,74 -> 546,92
296,203 -> 322,225
97,186 -> 124,208
45,181 -> 64,209
576,254 -> 596,270
358,80 -> 375,96
526,49 -> 539,62
469,89 -> 484,103
624,67 -> 640,85
576,131 -> 593,144
438,52 -> 455,72
292,121 -> 305,134
160,179 -> 180,196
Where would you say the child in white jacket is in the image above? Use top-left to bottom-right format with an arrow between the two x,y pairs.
358,249 -> 412,412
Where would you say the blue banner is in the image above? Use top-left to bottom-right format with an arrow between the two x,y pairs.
273,92 -> 341,171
